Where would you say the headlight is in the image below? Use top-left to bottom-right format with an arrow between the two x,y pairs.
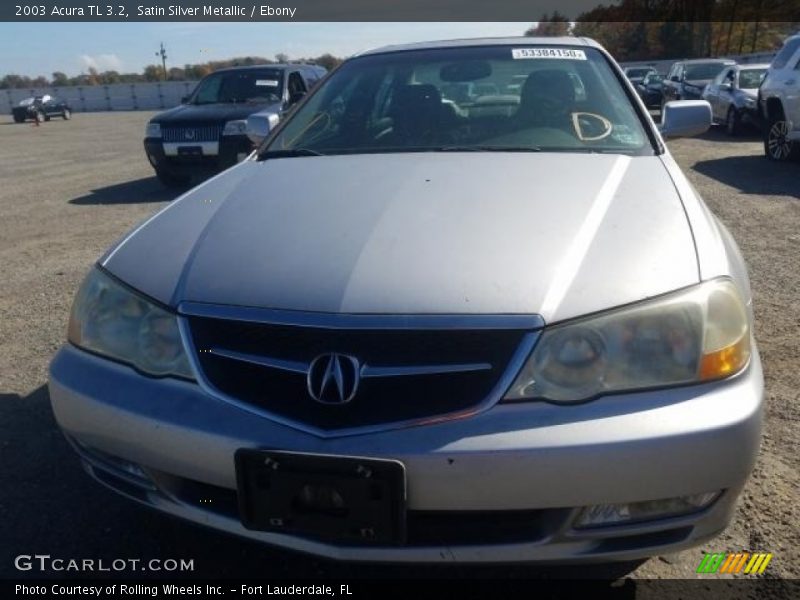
222,120 -> 248,136
67,268 -> 194,380
145,122 -> 161,138
744,97 -> 757,108
504,279 -> 750,404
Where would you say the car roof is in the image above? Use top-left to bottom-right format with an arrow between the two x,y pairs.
359,36 -> 602,56
733,63 -> 770,70
210,63 -> 323,74
679,58 -> 736,64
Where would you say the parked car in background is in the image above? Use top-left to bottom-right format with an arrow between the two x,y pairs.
703,64 -> 768,136
143,63 -> 327,187
50,36 -> 762,566
623,65 -> 657,85
662,59 -> 736,106
636,72 -> 664,108
759,33 -> 800,161
12,95 -> 72,123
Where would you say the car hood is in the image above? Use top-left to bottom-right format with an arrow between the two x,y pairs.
685,79 -> 711,88
151,102 -> 281,124
101,153 -> 699,324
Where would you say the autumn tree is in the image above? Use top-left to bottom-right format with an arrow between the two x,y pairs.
525,11 -> 572,37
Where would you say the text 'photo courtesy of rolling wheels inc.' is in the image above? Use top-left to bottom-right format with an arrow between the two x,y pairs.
1,1 -> 799,600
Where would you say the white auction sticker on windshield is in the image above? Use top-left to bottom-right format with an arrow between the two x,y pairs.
256,79 -> 279,86
512,48 -> 587,60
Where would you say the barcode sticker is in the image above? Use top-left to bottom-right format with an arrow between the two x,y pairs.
512,48 -> 587,60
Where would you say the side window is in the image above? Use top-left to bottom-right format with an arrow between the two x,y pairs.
772,37 -> 800,70
287,72 -> 307,103
725,69 -> 736,86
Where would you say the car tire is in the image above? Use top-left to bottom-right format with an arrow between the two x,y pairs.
35,111 -> 45,124
62,109 -> 71,120
155,168 -> 192,188
764,113 -> 798,162
725,107 -> 741,136
13,114 -> 25,123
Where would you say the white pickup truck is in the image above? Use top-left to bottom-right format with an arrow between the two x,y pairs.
759,33 -> 800,161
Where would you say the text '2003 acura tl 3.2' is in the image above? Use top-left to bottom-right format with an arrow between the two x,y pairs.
49,36 -> 762,563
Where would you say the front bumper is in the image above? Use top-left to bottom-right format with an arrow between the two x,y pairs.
48,344 -> 763,563
143,136 -> 253,175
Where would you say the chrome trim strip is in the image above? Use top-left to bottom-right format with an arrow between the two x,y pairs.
179,302 -> 545,331
361,363 -> 492,378
209,348 -> 308,374
163,142 -> 219,156
210,347 -> 492,379
178,317 -> 540,439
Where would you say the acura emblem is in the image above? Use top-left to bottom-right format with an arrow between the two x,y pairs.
307,353 -> 361,405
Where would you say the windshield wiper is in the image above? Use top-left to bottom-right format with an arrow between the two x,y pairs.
258,148 -> 325,160
432,145 -> 543,153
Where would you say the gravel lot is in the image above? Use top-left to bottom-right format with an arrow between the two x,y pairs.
0,111 -> 797,584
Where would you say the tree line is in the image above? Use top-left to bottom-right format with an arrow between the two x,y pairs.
527,1 -> 799,61
0,53 -> 343,90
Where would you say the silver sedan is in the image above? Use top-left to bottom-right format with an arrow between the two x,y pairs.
49,37 -> 761,563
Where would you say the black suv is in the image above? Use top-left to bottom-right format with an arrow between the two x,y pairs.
144,64 -> 326,187
12,95 -> 72,123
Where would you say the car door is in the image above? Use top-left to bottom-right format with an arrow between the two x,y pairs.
665,63 -> 683,102
717,68 -> 737,120
704,70 -> 722,117
787,50 -> 800,133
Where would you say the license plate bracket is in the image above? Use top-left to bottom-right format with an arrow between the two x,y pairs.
177,145 -> 203,156
235,449 -> 407,545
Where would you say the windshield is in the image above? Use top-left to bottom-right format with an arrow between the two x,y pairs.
264,46 -> 653,157
684,63 -> 729,81
738,68 -> 766,89
190,69 -> 284,105
645,74 -> 663,85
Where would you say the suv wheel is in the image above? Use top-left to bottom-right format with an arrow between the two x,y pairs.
764,114 -> 797,161
155,168 -> 191,188
13,114 -> 25,123
726,107 -> 741,136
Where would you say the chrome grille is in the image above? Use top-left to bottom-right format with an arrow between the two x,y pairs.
161,124 -> 223,143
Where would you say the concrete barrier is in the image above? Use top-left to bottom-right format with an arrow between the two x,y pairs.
2,80 -> 199,115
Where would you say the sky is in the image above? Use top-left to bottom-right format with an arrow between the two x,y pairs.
0,22 -> 531,78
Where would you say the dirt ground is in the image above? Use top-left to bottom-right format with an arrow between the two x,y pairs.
0,111 -> 797,583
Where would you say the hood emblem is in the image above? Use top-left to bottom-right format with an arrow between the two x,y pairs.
184,130 -> 195,140
307,353 -> 361,405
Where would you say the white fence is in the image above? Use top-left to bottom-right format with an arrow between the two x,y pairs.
2,81 -> 200,114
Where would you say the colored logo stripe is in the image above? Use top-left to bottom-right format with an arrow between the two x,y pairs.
697,552 -> 773,574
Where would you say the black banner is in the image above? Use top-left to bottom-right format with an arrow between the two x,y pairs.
5,578 -> 800,600
3,0 -> 800,22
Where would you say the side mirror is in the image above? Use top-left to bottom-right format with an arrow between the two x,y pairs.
180,95 -> 189,104
659,100 -> 712,139
289,90 -> 306,105
245,111 -> 280,145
